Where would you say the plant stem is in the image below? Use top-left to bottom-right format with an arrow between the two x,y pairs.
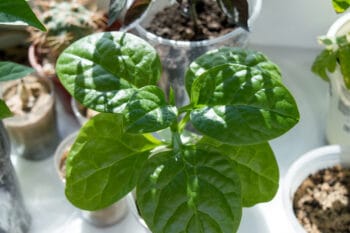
170,120 -> 183,160
18,80 -> 30,111
188,0 -> 200,35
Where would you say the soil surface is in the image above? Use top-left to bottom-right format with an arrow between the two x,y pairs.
293,165 -> 350,233
146,0 -> 237,41
3,76 -> 51,116
0,45 -> 29,65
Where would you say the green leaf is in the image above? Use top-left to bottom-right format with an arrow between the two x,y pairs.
65,113 -> 160,210
0,62 -> 34,82
0,99 -> 12,119
332,0 -> 350,13
311,49 -> 337,82
123,85 -> 177,133
124,0 -> 152,26
185,47 -> 282,95
137,147 -> 242,233
0,0 -> 45,31
197,137 -> 278,207
216,0 -> 249,30
190,63 -> 299,145
56,32 -> 161,113
339,43 -> 350,89
108,0 -> 127,27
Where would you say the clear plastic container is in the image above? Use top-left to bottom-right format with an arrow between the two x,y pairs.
134,0 -> 262,106
282,145 -> 350,233
53,131 -> 128,227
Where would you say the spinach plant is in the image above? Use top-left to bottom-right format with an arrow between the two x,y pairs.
109,0 -> 249,30
56,31 -> 299,233
0,0 -> 45,119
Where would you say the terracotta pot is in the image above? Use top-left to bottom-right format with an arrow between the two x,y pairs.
28,44 -> 73,114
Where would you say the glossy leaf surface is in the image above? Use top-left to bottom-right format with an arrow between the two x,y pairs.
190,63 -> 299,145
123,85 -> 177,133
0,62 -> 34,82
137,147 -> 242,233
0,0 -> 45,30
332,0 -> 350,13
198,137 -> 278,206
185,47 -> 282,95
65,113 -> 160,210
56,32 -> 161,113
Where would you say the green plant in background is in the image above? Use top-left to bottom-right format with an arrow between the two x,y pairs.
332,0 -> 350,13
311,0 -> 350,88
109,0 -> 249,30
0,0 -> 44,119
56,31 -> 299,233
28,0 -> 107,62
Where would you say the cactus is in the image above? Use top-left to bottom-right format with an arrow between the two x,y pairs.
28,0 -> 107,62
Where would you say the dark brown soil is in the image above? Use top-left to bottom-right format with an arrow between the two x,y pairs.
0,44 -> 29,65
146,0 -> 236,41
293,165 -> 350,233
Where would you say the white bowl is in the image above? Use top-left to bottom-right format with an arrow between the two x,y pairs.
282,145 -> 350,232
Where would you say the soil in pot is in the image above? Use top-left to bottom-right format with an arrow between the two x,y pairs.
2,75 -> 59,160
146,0 -> 240,41
0,44 -> 29,65
293,164 -> 350,233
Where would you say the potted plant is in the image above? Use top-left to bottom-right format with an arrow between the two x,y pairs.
312,0 -> 350,145
55,31 -> 299,233
0,0 -> 46,230
281,2 -> 350,232
27,0 -> 107,78
113,0 -> 261,106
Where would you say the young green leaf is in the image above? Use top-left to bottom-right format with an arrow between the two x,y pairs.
65,113 -> 160,210
0,62 -> 34,82
137,147 -> 242,233
338,43 -> 350,89
0,0 -> 45,31
123,85 -> 177,133
185,47 -> 282,95
311,49 -> 337,82
332,0 -> 350,13
197,137 -> 278,207
190,63 -> 299,145
0,100 -> 12,119
56,32 -> 162,113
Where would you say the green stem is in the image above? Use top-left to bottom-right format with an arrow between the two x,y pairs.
178,112 -> 190,133
170,120 -> 183,159
188,0 -> 200,34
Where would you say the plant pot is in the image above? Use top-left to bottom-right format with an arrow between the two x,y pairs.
54,131 -> 128,227
0,29 -> 30,65
1,75 -> 59,160
133,0 -> 262,106
70,98 -> 99,126
283,145 -> 350,233
127,192 -> 151,233
0,121 -> 31,233
324,13 -> 350,145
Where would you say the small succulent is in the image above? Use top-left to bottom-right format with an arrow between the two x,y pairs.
28,0 -> 107,62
